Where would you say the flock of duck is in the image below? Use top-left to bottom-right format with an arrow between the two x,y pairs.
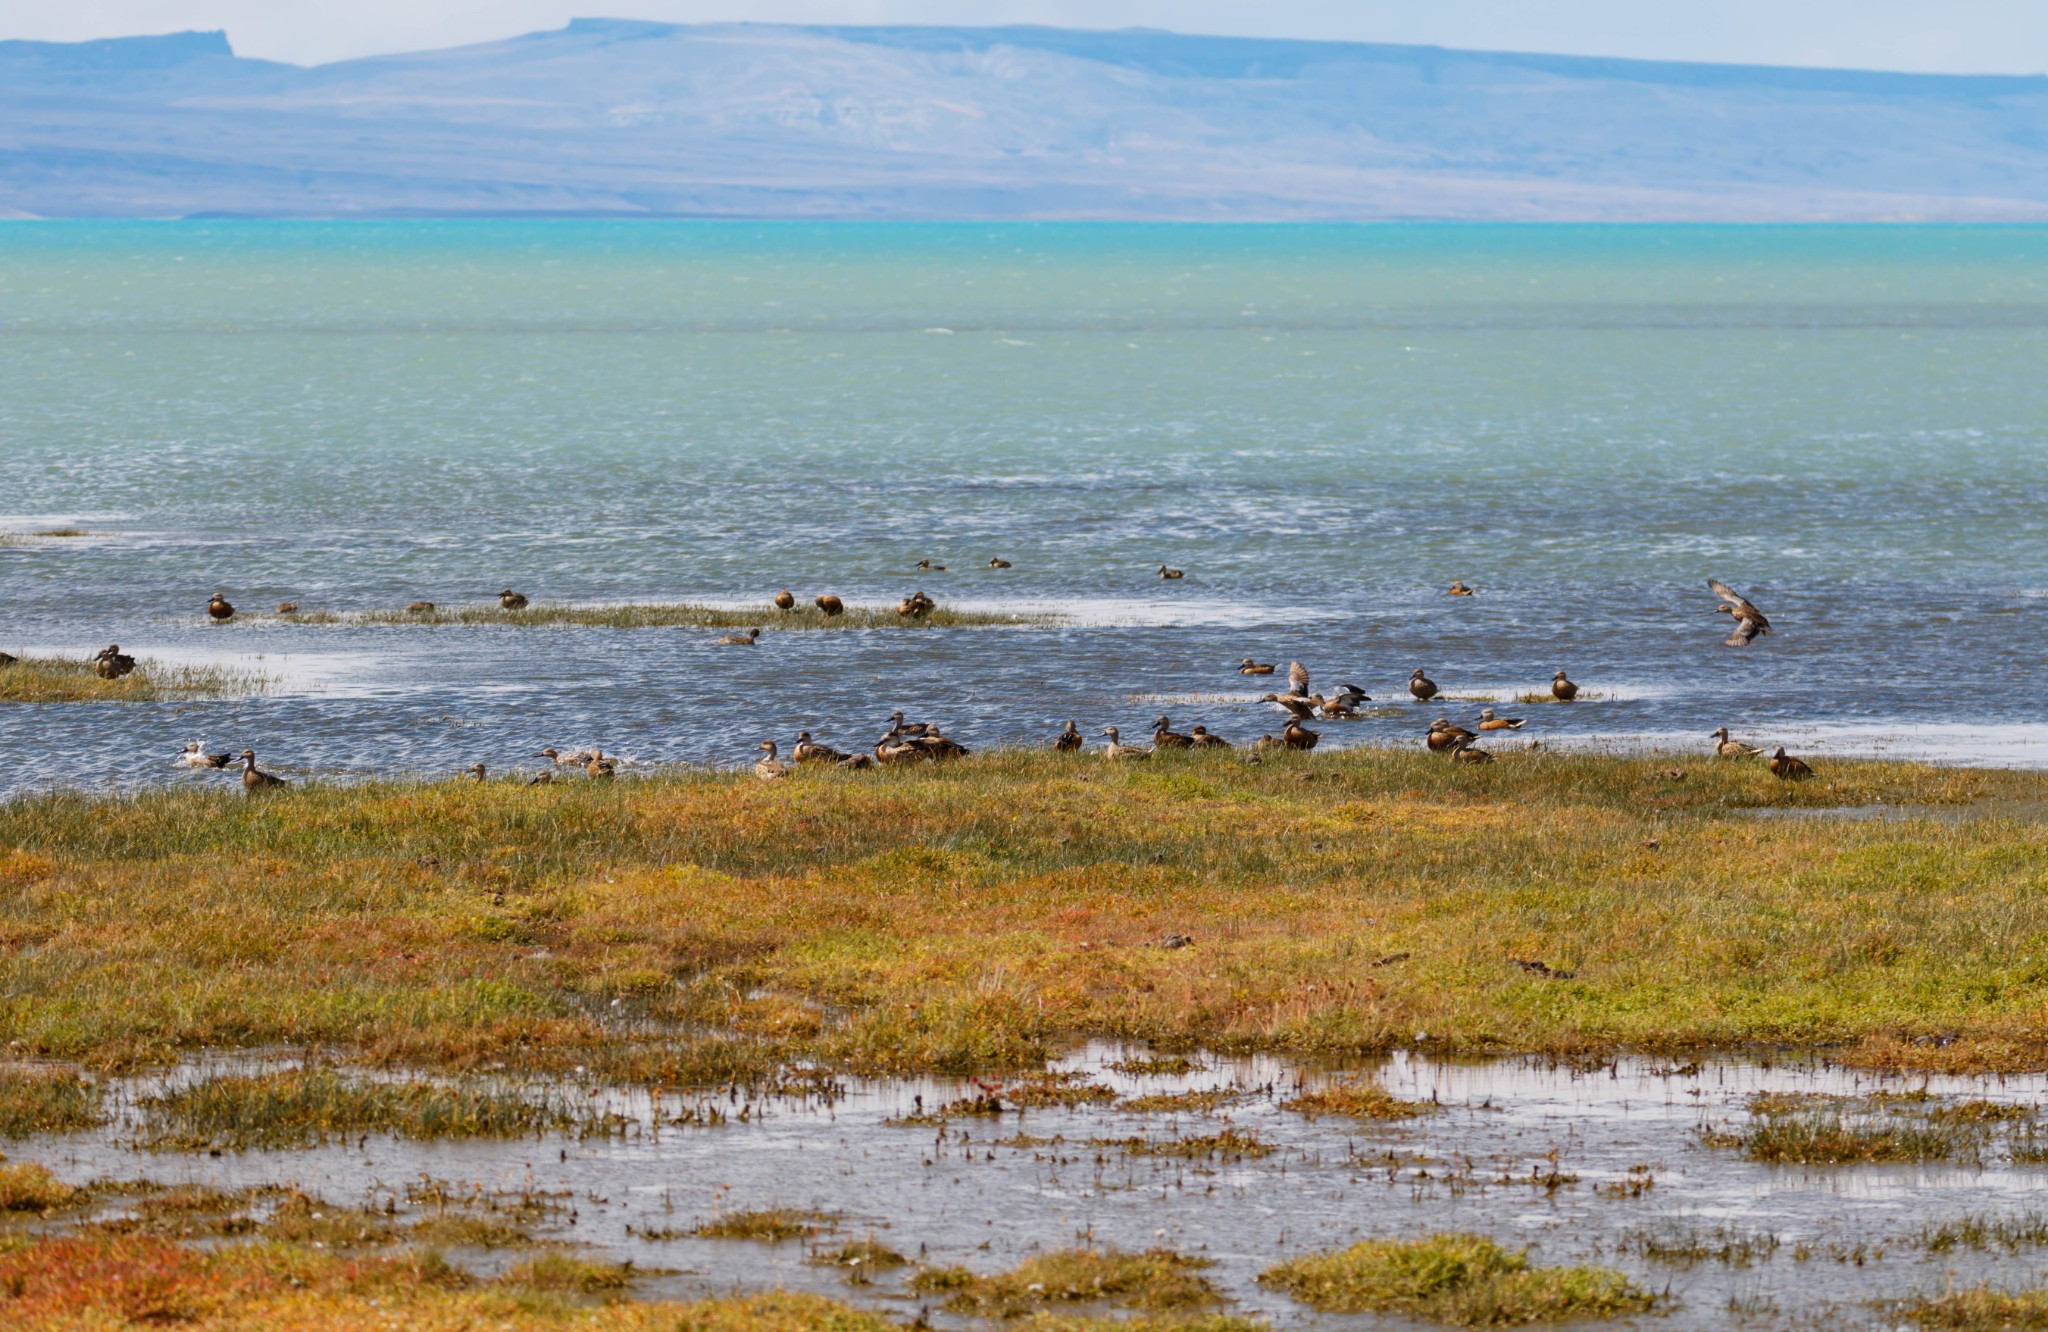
142,574 -> 1815,791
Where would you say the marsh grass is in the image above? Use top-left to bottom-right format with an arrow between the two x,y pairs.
911,1248 -> 1222,1317
1919,1210 -> 2048,1253
499,1253 -> 637,1294
0,750 -> 2045,1081
1710,1092 -> 2036,1165
1896,1287 -> 2048,1329
294,601 -> 1048,630
1283,1080 -> 1431,1121
1117,1088 -> 1247,1114
1005,1074 -> 1118,1108
1095,1129 -> 1272,1160
0,1067 -> 102,1136
693,1208 -> 839,1242
0,656 -> 264,704
0,1162 -> 75,1211
1258,1233 -> 1656,1326
1623,1222 -> 1780,1267
808,1239 -> 908,1285
134,1069 -> 627,1151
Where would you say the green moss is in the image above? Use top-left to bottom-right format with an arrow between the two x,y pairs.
1259,1233 -> 1656,1326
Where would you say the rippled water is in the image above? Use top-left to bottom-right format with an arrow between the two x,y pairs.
3,222 -> 2045,791
24,1048 -> 2048,1329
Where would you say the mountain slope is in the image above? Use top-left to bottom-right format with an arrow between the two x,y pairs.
4,19 -> 2047,219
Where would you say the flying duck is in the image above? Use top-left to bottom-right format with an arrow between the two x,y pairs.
1711,727 -> 1761,759
1281,719 -> 1319,750
1769,746 -> 1815,781
815,594 -> 845,616
1099,726 -> 1151,760
207,593 -> 235,622
1261,693 -> 1317,720
499,589 -> 528,610
987,557 -> 1012,569
1477,709 -> 1526,731
755,740 -> 792,781
1152,716 -> 1194,749
1708,579 -> 1772,646
1551,670 -> 1579,702
1285,661 -> 1310,696
1189,725 -> 1232,748
1158,564 -> 1184,580
1238,659 -> 1276,676
773,588 -> 796,611
175,743 -> 231,769
1409,668 -> 1438,702
1054,721 -> 1084,752
717,627 -> 762,645
239,750 -> 286,791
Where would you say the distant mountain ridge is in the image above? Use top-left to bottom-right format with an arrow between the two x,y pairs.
4,19 -> 2048,220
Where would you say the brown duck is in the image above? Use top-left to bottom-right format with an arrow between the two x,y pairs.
914,559 -> 946,571
208,593 -> 235,622
1450,737 -> 1494,764
94,644 -> 136,679
1477,709 -> 1526,731
1054,721 -> 1084,751
987,557 -> 1012,569
1551,670 -> 1579,702
275,602 -> 299,615
1158,564 -> 1184,580
1152,715 -> 1194,749
1189,725 -> 1232,748
1409,668 -> 1438,702
1447,581 -> 1475,596
716,627 -> 762,645
1099,726 -> 1151,760
1238,658 -> 1276,676
773,588 -> 796,611
1281,719 -> 1319,750
1426,718 -> 1475,752
755,740 -> 792,781
1711,727 -> 1761,759
239,749 -> 286,792
793,731 -> 849,763
407,600 -> 435,614
1769,747 -> 1815,781
499,588 -> 528,610
1708,579 -> 1772,646
815,594 -> 845,616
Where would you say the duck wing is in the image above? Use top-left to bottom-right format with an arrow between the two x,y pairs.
1287,661 -> 1310,695
1708,579 -> 1769,625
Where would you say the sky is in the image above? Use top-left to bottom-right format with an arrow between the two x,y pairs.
2,0 -> 2045,75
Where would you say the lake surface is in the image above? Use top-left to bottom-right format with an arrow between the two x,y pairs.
2,222 -> 2044,791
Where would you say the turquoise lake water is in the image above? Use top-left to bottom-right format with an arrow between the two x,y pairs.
2,222 -> 2044,789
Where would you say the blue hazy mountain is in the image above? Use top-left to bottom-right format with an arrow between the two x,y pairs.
5,19 -> 2048,219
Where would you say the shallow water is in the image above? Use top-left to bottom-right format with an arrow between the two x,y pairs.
21,1048 -> 2048,1328
2,223 -> 2046,792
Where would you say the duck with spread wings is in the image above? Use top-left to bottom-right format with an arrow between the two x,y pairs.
1708,579 -> 1772,646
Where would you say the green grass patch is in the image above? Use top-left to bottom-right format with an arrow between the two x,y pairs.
1282,1080 -> 1431,1121
693,1208 -> 839,1242
498,1253 -> 637,1294
0,1161 -> 76,1211
1895,1286 -> 2048,1329
134,1069 -> 626,1151
1259,1232 -> 1656,1325
911,1248 -> 1222,1317
1707,1092 -> 2035,1165
0,1067 -> 103,1136
0,656 -> 263,704
1094,1129 -> 1272,1160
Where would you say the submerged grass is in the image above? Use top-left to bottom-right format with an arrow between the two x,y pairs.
912,1248 -> 1222,1317
134,1068 -> 626,1151
0,1066 -> 103,1136
285,601 -> 1046,630
1707,1091 -> 2038,1165
0,656 -> 262,704
1282,1080 -> 1431,1121
1258,1233 -> 1656,1326
0,750 -> 2046,1080
693,1209 -> 839,1242
1896,1287 -> 2048,1330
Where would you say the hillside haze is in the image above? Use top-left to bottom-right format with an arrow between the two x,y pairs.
5,18 -> 2048,219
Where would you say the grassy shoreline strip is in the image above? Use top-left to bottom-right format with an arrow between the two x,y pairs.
0,656 -> 263,704
0,750 -> 2043,1081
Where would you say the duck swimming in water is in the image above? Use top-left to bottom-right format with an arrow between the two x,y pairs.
1238,659 -> 1276,676
1478,709 -> 1526,731
208,593 -> 235,622
175,743 -> 231,769
1711,727 -> 1761,759
499,589 -> 528,610
1158,565 -> 1184,580
1054,721 -> 1084,752
1409,668 -> 1438,702
716,627 -> 762,645
1708,579 -> 1772,646
1447,581 -> 1475,596
987,557 -> 1012,569
914,559 -> 946,572
1551,669 -> 1579,702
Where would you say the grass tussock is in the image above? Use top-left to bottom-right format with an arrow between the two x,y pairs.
307,601 -> 1045,630
0,1066 -> 102,1137
1258,1233 -> 1656,1326
693,1208 -> 838,1242
1118,1088 -> 1247,1114
0,1162 -> 75,1211
1895,1287 -> 2048,1330
0,656 -> 261,704
1282,1079 -> 1431,1121
912,1248 -> 1222,1317
135,1068 -> 626,1151
498,1253 -> 637,1294
1094,1129 -> 1272,1160
0,750 -> 2045,1081
1919,1211 -> 2048,1254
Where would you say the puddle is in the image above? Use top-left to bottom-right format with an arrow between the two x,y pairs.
15,1049 -> 2048,1328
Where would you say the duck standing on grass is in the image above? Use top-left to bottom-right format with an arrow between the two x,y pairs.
1711,727 -> 1761,759
1451,737 -> 1494,764
406,600 -> 435,614
1281,719 -> 1319,750
239,750 -> 286,792
463,763 -> 487,782
94,644 -> 137,679
586,752 -> 616,779
1427,718 -> 1476,752
1769,747 -> 1815,781
1054,721 -> 1084,751
1409,668 -> 1438,702
499,588 -> 529,611
208,593 -> 235,621
1189,725 -> 1232,749
755,740 -> 792,781
1551,670 -> 1579,702
1099,726 -> 1151,760
774,589 -> 796,611
793,731 -> 850,763
815,594 -> 844,616
1152,716 -> 1194,749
